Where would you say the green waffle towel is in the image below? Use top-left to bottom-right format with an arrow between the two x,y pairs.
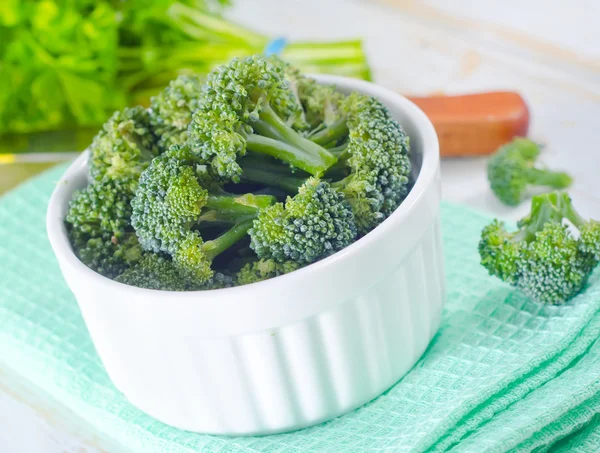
1,165 -> 599,453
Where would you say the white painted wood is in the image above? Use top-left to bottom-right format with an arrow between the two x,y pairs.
1,0 -> 598,451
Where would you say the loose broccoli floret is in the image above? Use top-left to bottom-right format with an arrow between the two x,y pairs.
479,192 -> 600,304
149,74 -> 204,151
328,93 -> 411,234
249,177 -> 357,265
187,55 -> 338,182
236,258 -> 300,286
115,252 -> 234,291
88,106 -> 159,186
487,138 -> 573,206
131,145 -> 276,283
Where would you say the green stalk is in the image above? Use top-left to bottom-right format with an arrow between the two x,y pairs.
526,168 -> 572,190
309,118 -> 349,146
250,119 -> 287,142
246,134 -> 334,177
202,218 -> 255,260
205,193 -> 275,217
258,106 -> 337,172
240,157 -> 307,193
329,142 -> 349,158
167,2 -> 268,47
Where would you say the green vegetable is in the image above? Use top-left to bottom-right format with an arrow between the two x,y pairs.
1,0 -> 371,142
65,55 -> 412,291
330,92 -> 412,234
116,253 -> 233,291
249,177 -> 357,264
487,138 -> 573,206
479,192 -> 600,304
131,145 -> 276,284
0,0 -> 122,135
188,55 -> 338,182
65,178 -> 142,278
236,259 -> 299,286
89,106 -> 159,185
149,73 -> 204,151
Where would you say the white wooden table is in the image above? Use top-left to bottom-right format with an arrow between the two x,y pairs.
1,0 -> 599,451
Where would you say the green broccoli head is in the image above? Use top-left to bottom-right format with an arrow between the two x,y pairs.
188,55 -> 337,182
66,178 -> 133,241
89,106 -> 159,186
115,252 -> 234,291
71,232 -> 142,279
132,145 -> 274,283
487,138 -> 573,206
516,222 -> 596,304
579,221 -> 600,260
65,177 -> 144,278
236,258 -> 300,286
479,192 -> 600,304
131,148 -> 208,255
250,177 -> 357,264
330,92 -> 411,234
299,79 -> 346,130
149,73 -> 204,151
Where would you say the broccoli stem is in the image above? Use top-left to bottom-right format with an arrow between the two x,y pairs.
202,219 -> 255,260
308,119 -> 349,146
200,193 -> 275,224
526,168 -> 573,190
256,106 -> 337,174
246,134 -> 334,177
251,119 -> 287,142
518,192 -> 578,241
240,157 -> 307,193
205,193 -> 275,214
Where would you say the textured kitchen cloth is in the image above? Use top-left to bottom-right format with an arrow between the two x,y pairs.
1,165 -> 600,453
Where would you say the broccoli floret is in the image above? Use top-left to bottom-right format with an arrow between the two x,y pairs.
115,252 -> 234,291
487,138 -> 573,206
267,55 -> 346,133
65,178 -> 142,278
187,55 -> 338,182
75,233 -> 143,279
236,259 -> 300,286
66,178 -> 132,240
149,74 -> 204,151
249,177 -> 357,265
328,93 -> 411,234
88,106 -> 159,186
479,192 -> 600,304
131,145 -> 276,283
67,105 -> 161,278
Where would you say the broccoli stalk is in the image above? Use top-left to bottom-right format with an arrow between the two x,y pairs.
487,138 -> 573,206
247,106 -> 338,175
239,156 -> 308,194
479,192 -> 600,304
188,55 -> 338,182
131,145 -> 276,283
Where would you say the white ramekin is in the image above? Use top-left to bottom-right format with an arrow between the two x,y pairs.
47,75 -> 443,436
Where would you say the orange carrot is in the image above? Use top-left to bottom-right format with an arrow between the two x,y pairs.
407,92 -> 530,158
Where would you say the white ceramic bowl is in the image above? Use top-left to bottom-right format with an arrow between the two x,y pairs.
47,75 -> 443,436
